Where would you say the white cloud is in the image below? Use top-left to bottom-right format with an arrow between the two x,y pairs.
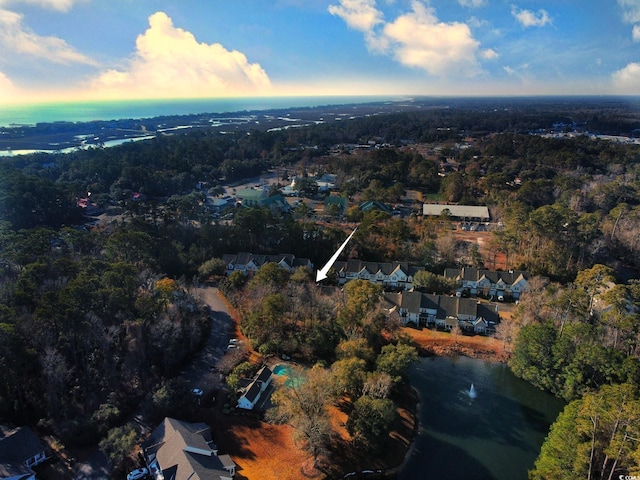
467,16 -> 489,28
329,0 -> 487,77
91,12 -> 272,99
382,2 -> 481,76
458,0 -> 486,8
618,0 -> 640,23
328,0 -> 383,32
0,0 -> 84,11
481,48 -> 498,59
0,8 -> 95,64
616,1 -> 640,40
511,5 -> 552,27
612,62 -> 640,92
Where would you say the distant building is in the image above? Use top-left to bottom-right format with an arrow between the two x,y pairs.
235,188 -> 268,206
444,267 -> 531,299
332,260 -> 423,290
235,188 -> 288,212
316,173 -> 336,192
324,195 -> 348,215
422,204 -> 490,221
385,291 -> 500,333
206,195 -> 235,213
222,253 -> 313,276
359,200 -> 392,215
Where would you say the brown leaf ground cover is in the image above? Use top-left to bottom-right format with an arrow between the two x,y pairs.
193,384 -> 417,480
404,326 -> 510,362
207,280 -> 508,479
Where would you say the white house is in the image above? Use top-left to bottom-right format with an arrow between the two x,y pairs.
237,366 -> 272,410
222,253 -> 313,276
444,267 -> 531,299
385,291 -> 499,332
332,260 -> 423,290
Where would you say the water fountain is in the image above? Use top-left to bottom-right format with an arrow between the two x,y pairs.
469,383 -> 477,399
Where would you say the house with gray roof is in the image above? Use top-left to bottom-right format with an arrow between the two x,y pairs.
222,253 -> 313,276
0,426 -> 47,480
444,267 -> 531,299
143,418 -> 235,480
332,260 -> 423,290
385,291 -> 499,333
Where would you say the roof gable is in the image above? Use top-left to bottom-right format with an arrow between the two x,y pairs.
143,418 -> 233,480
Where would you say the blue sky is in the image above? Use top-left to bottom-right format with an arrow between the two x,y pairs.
0,0 -> 639,103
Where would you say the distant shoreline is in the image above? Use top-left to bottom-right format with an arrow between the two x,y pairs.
2,94 -> 639,128
0,96 -> 415,153
0,95 -> 403,128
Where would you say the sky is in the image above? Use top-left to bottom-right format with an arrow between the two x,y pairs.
1,0 -> 640,104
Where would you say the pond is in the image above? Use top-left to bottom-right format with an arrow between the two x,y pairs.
398,356 -> 565,480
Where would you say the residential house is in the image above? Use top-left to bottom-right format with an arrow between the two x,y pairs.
237,366 -> 272,410
0,426 -> 47,480
235,188 -> 289,212
444,267 -> 531,299
206,195 -> 235,213
221,253 -> 313,276
332,260 -> 423,290
359,200 -> 392,215
324,195 -> 347,216
385,291 -> 499,333
143,417 -> 236,480
316,173 -> 336,192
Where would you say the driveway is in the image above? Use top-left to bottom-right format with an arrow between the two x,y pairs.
71,286 -> 233,479
183,286 -> 236,395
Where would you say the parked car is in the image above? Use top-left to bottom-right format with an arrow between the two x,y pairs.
127,467 -> 149,480
192,388 -> 203,397
226,344 -> 237,351
228,338 -> 239,344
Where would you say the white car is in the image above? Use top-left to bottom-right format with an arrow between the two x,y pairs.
127,468 -> 149,480
228,338 -> 239,344
192,388 -> 203,397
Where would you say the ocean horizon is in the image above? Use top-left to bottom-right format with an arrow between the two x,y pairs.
0,96 -> 403,127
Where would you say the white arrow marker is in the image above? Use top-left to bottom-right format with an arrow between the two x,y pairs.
316,227 -> 358,282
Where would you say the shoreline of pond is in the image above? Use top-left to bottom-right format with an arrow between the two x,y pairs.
403,326 -> 511,364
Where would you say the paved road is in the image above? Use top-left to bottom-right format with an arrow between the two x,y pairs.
185,287 -> 236,397
71,286 -> 232,479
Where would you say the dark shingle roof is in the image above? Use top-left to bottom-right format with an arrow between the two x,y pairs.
256,366 -> 272,384
0,426 -> 44,463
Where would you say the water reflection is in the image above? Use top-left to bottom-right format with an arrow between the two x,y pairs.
399,356 -> 564,480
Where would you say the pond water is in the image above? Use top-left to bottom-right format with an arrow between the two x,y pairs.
398,356 -> 565,480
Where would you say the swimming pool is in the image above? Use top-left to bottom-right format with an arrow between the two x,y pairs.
273,364 -> 290,376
